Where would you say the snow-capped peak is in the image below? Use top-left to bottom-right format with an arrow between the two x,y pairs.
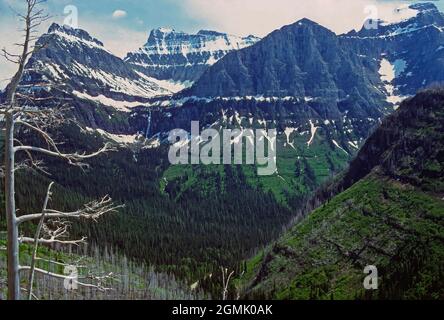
156,27 -> 175,34
47,23 -> 104,47
124,28 -> 260,83
141,27 -> 260,56
22,22 -> 182,106
350,3 -> 444,38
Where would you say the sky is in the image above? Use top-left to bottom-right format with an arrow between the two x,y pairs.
0,0 -> 443,88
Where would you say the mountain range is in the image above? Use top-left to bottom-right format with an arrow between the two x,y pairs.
1,1 -> 443,300
186,3 -> 444,102
4,0 -> 443,236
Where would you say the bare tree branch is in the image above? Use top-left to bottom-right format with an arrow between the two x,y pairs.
20,287 -> 40,300
19,236 -> 87,246
19,266 -> 114,292
4,0 -> 34,108
16,196 -> 123,225
34,257 -> 87,269
221,267 -> 235,301
14,143 -> 115,168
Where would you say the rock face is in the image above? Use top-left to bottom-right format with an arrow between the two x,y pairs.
186,3 -> 444,107
344,2 -> 444,99
124,28 -> 260,84
22,23 -> 175,102
186,19 -> 383,104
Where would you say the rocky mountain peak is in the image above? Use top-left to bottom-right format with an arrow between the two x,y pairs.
47,23 -> 104,47
20,23 -> 177,105
294,18 -> 323,27
196,29 -> 226,37
353,2 -> 444,37
409,2 -> 440,12
125,27 -> 260,83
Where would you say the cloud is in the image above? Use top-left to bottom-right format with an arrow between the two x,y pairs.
181,0 -> 415,36
81,20 -> 146,58
0,15 -> 29,89
112,10 -> 128,19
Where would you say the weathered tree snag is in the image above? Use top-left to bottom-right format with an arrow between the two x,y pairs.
27,182 -> 54,300
5,112 -> 19,300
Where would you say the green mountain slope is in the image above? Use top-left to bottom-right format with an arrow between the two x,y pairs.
240,88 -> 444,300
0,124 -> 294,297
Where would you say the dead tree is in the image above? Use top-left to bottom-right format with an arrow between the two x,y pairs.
1,0 -> 121,300
221,267 -> 234,301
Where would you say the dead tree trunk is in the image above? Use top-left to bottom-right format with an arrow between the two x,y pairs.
5,111 -> 19,300
27,182 -> 54,300
1,0 -> 120,300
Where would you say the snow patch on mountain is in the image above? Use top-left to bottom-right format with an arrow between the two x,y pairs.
70,62 -> 171,97
379,58 -> 408,107
148,95 -> 319,108
50,29 -> 111,54
332,140 -> 348,155
44,62 -> 68,80
284,127 -> 297,150
307,120 -> 319,147
134,71 -> 192,94
86,127 -> 140,145
73,91 -> 147,112
348,141 -> 359,149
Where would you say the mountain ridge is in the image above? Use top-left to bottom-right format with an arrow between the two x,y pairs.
124,27 -> 260,84
22,22 -> 176,101
184,3 -> 444,103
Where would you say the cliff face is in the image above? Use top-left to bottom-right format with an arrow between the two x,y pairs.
186,19 -> 383,105
185,3 -> 444,108
125,28 -> 260,83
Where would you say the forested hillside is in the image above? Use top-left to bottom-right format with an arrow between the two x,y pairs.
240,88 -> 444,299
0,123 -> 293,297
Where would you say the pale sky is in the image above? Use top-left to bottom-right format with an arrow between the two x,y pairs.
0,0 -> 443,89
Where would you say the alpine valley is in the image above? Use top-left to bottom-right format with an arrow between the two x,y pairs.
0,2 -> 443,300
